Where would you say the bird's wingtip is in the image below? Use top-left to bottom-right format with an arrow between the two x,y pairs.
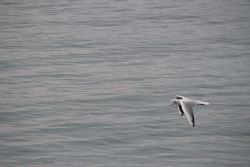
175,95 -> 184,99
198,101 -> 210,106
204,102 -> 210,105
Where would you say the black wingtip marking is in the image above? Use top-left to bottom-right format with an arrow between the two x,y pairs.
176,96 -> 183,99
178,105 -> 184,116
192,120 -> 195,127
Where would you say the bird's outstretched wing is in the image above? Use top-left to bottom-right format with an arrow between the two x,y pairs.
177,105 -> 184,116
180,100 -> 195,127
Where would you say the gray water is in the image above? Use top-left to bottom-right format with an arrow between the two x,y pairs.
1,0 -> 250,167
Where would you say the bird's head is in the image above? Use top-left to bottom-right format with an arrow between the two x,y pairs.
169,99 -> 177,106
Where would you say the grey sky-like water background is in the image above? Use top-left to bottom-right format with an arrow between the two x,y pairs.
0,0 -> 250,167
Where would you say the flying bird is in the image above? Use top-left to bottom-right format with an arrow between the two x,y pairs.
169,95 -> 210,127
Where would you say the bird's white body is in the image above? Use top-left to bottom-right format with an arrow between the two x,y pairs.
170,95 -> 210,127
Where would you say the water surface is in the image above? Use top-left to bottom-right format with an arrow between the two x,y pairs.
0,0 -> 250,167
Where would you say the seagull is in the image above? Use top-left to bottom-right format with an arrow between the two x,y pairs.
169,95 -> 210,127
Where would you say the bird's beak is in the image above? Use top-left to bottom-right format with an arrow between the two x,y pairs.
167,103 -> 173,106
